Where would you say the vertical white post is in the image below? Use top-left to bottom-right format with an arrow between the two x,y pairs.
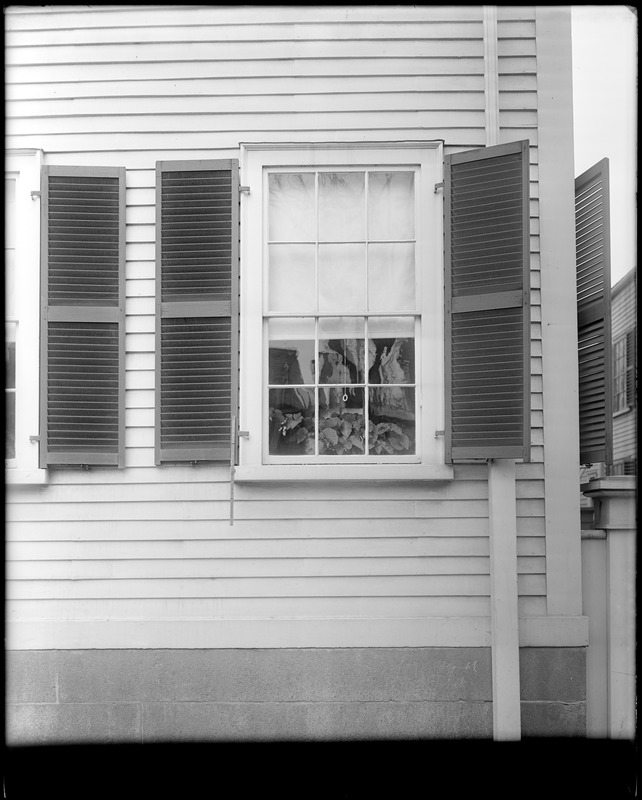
606,526 -> 636,739
484,5 -> 521,742
583,477 -> 636,740
536,5 -> 584,617
581,531 -> 608,737
488,459 -> 521,740
483,6 -> 500,147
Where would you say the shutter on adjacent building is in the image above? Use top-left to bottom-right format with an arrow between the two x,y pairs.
444,139 -> 531,463
575,158 -> 612,465
155,160 -> 239,463
40,166 -> 126,468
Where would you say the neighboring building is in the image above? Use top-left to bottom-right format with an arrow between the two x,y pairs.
5,5 -> 597,743
579,264 -> 637,499
610,267 -> 637,475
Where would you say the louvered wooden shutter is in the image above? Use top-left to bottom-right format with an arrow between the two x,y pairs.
575,158 -> 612,465
444,140 -> 531,463
40,166 -> 126,468
155,160 -> 239,463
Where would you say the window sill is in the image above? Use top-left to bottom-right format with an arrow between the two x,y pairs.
5,467 -> 49,485
234,464 -> 454,483
613,407 -> 632,418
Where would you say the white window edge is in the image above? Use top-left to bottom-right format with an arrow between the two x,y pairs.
613,407 -> 632,418
234,464 -> 454,482
5,468 -> 49,485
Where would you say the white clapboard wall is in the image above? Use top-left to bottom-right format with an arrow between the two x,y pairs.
5,5 -> 545,647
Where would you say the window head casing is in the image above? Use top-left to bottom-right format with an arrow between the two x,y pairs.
239,142 -> 444,471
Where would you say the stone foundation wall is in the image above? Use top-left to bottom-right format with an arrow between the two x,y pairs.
6,647 -> 585,743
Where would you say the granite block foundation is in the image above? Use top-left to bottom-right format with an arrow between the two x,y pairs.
6,647 -> 585,743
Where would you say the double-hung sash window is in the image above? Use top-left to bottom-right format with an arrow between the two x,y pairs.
613,329 -> 636,414
267,169 -> 419,461
240,143 -> 445,470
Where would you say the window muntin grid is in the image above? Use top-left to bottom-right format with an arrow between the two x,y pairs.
265,168 -> 419,461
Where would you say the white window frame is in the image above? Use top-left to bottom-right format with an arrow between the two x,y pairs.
5,149 -> 48,484
237,141 -> 452,482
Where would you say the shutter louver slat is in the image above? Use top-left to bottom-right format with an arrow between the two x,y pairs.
156,160 -> 239,464
40,166 -> 125,468
445,140 -> 530,463
575,159 -> 612,465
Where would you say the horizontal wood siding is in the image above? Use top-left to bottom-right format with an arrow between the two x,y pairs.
497,6 -> 542,472
5,4 -> 548,647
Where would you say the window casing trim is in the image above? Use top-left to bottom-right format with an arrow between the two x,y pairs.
239,141 -> 445,472
5,149 -> 48,484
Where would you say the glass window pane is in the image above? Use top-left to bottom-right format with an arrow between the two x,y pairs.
368,317 -> 415,384
368,171 -> 414,240
319,317 -> 365,385
6,390 -> 15,459
369,386 -> 415,456
368,242 -> 415,312
319,387 -> 365,456
268,318 -> 315,385
6,340 -> 16,389
318,243 -> 366,313
5,249 -> 16,320
5,179 -> 16,319
5,178 -> 16,249
268,173 -> 315,241
268,387 -> 315,456
318,172 -> 365,241
268,244 -> 316,313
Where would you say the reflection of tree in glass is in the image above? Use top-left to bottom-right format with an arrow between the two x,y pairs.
270,347 -> 304,385
319,338 -> 370,384
319,349 -> 352,385
371,338 -> 414,420
370,337 -> 412,384
379,339 -> 407,383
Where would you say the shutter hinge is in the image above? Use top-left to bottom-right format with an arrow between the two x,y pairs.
239,185 -> 251,194
434,181 -> 444,194
434,429 -> 445,438
238,430 -> 250,439
29,435 -> 40,442
30,190 -> 41,200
